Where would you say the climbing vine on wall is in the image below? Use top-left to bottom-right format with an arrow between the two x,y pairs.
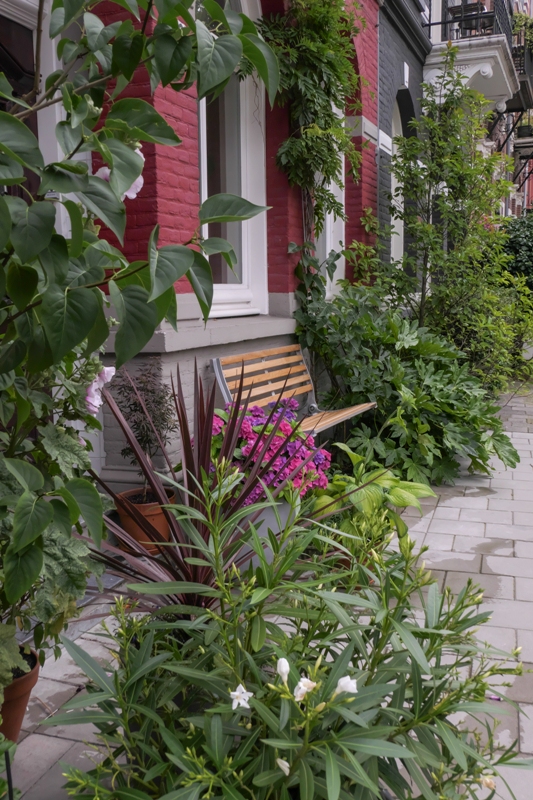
260,0 -> 362,243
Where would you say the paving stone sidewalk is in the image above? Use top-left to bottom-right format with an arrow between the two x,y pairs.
10,389 -> 533,798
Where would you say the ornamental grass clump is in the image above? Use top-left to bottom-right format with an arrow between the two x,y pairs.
51,487 -> 528,800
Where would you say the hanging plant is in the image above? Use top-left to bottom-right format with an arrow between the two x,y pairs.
260,0 -> 363,242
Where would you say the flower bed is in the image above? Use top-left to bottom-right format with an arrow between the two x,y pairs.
211,399 -> 331,503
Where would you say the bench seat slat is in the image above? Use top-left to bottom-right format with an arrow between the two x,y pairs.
222,353 -> 305,379
243,374 -> 314,401
299,402 -> 377,434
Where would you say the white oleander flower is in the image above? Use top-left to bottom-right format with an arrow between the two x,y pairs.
230,684 -> 253,710
334,675 -> 358,697
276,758 -> 290,777
277,657 -> 290,683
294,677 -> 317,702
481,776 -> 496,790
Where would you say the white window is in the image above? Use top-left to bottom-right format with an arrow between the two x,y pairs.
390,101 -> 405,262
314,170 -> 345,300
198,0 -> 268,317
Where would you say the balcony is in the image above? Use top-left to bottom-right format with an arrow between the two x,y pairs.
507,29 -> 533,112
423,0 -> 519,110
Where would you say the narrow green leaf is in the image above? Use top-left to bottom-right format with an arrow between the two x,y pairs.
251,614 -> 266,652
390,619 -> 431,674
325,745 -> 340,800
435,719 -> 468,770
299,760 -> 314,800
60,635 -> 114,691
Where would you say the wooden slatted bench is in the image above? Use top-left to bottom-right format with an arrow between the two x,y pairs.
212,344 -> 376,435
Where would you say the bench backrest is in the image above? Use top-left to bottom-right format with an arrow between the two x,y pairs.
213,345 -> 315,408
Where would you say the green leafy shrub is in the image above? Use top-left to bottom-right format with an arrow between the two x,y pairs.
295,273 -> 518,484
387,46 -> 533,391
260,0 -> 361,240
50,488 -> 525,799
503,214 -> 533,291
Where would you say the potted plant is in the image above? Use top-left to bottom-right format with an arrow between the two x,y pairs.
0,353 -> 109,741
51,499 -> 525,799
112,363 -> 179,554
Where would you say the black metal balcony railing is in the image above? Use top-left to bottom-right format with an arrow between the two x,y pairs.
423,0 -> 514,50
513,29 -> 533,78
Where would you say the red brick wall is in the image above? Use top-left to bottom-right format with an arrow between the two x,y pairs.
96,0 -> 380,300
345,0 -> 379,262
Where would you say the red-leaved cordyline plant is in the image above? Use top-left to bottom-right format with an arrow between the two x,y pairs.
88,365 -> 324,611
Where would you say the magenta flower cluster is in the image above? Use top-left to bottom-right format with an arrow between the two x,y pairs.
212,398 -> 331,503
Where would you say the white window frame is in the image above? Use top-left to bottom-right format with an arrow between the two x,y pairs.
198,0 -> 268,318
390,101 -> 405,263
315,172 -> 345,300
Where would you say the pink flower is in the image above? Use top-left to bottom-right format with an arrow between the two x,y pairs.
85,366 -> 116,416
279,420 -> 293,436
94,147 -> 144,200
212,415 -> 224,435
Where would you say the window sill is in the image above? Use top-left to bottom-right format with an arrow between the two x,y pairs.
106,314 -> 297,355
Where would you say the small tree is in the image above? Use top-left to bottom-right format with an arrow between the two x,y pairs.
387,46 -> 531,388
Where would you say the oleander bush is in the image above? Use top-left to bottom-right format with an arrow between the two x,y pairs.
51,486 -> 525,800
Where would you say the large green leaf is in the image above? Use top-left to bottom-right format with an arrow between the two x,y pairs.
106,98 -> 181,146
4,542 -> 43,603
0,340 -> 26,374
10,201 -> 56,263
188,251 -> 213,322
77,176 -> 126,244
112,33 -> 144,80
3,458 -> 44,492
0,194 -> 10,251
12,492 -> 53,552
148,226 -> 194,301
109,282 -> 158,367
0,153 -> 24,186
299,760 -> 314,800
66,478 -> 104,547
39,235 -> 70,284
240,34 -> 279,105
0,73 -> 31,109
41,285 -> 100,361
0,111 -> 44,169
6,263 -> 38,310
199,193 -> 267,225
196,21 -> 243,98
84,291 -> 110,354
39,161 -> 89,195
106,139 -> 144,200
154,34 -> 193,86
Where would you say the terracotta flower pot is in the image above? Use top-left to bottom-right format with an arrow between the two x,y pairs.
116,487 -> 174,554
0,650 -> 40,742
